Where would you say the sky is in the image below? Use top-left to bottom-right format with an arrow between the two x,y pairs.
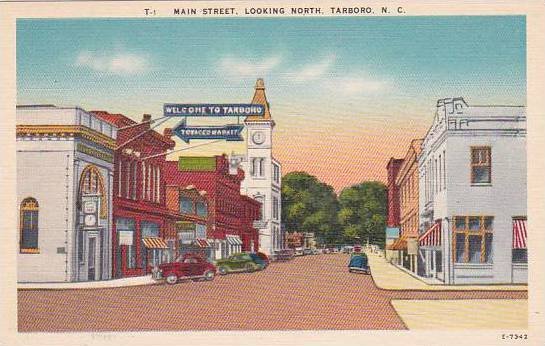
17,16 -> 526,192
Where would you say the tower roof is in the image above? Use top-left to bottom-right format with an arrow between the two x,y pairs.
246,78 -> 274,123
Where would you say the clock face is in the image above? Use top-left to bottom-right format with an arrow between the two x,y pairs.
84,214 -> 97,227
252,131 -> 265,145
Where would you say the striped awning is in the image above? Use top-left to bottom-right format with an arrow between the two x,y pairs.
193,238 -> 211,248
226,235 -> 242,245
513,218 -> 527,249
142,237 -> 168,249
386,237 -> 407,250
419,222 -> 441,247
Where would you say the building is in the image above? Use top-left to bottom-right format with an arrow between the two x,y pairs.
286,232 -> 304,249
384,158 -> 404,263
165,185 -> 212,260
164,155 -> 261,259
92,111 -> 180,278
418,97 -> 527,284
395,139 -> 423,274
17,105 -> 116,282
239,79 -> 283,257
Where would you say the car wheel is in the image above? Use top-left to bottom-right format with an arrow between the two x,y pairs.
218,266 -> 228,275
246,263 -> 255,273
204,270 -> 215,281
165,274 -> 178,285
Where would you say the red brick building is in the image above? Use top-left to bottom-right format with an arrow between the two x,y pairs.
164,155 -> 261,259
92,111 -> 180,278
386,158 -> 404,227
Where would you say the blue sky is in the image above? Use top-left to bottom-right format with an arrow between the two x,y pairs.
16,16 -> 526,189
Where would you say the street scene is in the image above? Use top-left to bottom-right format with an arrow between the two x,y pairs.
15,14 -> 528,332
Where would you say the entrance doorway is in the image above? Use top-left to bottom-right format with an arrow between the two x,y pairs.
88,237 -> 96,281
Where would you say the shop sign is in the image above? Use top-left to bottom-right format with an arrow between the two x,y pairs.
164,104 -> 264,117
253,220 -> 268,229
173,119 -> 243,143
176,221 -> 196,231
81,195 -> 100,229
407,238 -> 418,255
118,230 -> 134,245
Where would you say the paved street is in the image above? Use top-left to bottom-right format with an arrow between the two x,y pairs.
18,254 -> 526,332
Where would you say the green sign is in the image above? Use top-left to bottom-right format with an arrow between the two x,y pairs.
176,221 -> 196,231
178,156 -> 217,171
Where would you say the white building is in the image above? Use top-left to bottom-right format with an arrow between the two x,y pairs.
239,79 -> 283,257
17,105 -> 116,282
418,97 -> 527,284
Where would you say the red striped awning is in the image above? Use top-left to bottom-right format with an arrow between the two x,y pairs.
142,237 -> 168,249
193,238 -> 211,248
419,222 -> 441,247
512,218 -> 527,249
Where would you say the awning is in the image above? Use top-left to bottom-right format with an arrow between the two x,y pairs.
142,237 -> 168,249
419,222 -> 441,247
193,238 -> 211,248
386,237 -> 407,251
226,235 -> 242,245
513,218 -> 527,249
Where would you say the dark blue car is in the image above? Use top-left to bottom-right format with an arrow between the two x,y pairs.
348,254 -> 371,274
248,253 -> 268,270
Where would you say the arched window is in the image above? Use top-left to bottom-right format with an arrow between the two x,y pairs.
20,198 -> 39,253
79,165 -> 107,218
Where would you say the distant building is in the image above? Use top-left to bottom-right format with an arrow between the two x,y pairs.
395,139 -> 423,274
17,105 -> 117,282
92,111 -> 180,278
164,155 -> 261,259
385,158 -> 403,263
165,185 -> 212,260
418,98 -> 527,284
239,79 -> 283,257
286,232 -> 304,248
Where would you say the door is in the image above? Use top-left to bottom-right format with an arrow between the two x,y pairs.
88,237 -> 96,281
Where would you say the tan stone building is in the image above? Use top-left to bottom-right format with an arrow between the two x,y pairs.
395,139 -> 423,274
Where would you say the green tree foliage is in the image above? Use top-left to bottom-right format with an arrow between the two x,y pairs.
338,181 -> 387,247
281,172 -> 340,244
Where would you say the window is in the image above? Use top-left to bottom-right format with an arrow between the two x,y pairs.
141,162 -> 146,200
471,147 -> 491,184
117,218 -> 136,269
273,163 -> 280,183
131,162 -> 137,200
20,198 -> 39,253
196,224 -> 207,238
155,166 -> 161,203
180,197 -> 194,214
117,161 -> 122,197
196,201 -> 208,217
443,150 -> 446,190
453,216 -> 493,263
125,161 -> 131,199
438,155 -> 442,191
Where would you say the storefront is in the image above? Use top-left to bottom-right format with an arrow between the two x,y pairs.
418,221 -> 442,279
226,234 -> 243,256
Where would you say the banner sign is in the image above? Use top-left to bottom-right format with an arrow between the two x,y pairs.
164,103 -> 265,117
118,231 -> 134,246
173,119 -> 244,143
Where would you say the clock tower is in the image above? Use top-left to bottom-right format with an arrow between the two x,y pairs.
240,79 -> 283,257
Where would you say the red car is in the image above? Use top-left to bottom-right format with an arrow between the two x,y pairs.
158,254 -> 217,285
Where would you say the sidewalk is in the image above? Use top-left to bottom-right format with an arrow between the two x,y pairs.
18,275 -> 159,290
367,251 -> 527,291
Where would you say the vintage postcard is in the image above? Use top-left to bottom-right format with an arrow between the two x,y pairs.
1,1 -> 544,345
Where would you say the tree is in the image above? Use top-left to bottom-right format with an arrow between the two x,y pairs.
338,181 -> 387,247
281,172 -> 339,245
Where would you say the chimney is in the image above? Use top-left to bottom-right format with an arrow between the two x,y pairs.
142,114 -> 152,122
163,128 -> 173,138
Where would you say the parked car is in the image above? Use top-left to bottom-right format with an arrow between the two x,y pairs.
303,248 -> 313,256
274,249 -> 294,261
348,253 -> 371,274
294,247 -> 304,256
215,253 -> 261,275
157,253 -> 217,285
311,248 -> 320,255
342,246 -> 354,254
248,252 -> 269,270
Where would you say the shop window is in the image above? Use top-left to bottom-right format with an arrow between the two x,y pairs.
471,146 -> 491,184
20,198 -> 39,253
180,197 -> 194,214
453,216 -> 493,264
196,224 -> 207,238
512,249 -> 527,263
79,165 -> 107,218
117,218 -> 136,269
